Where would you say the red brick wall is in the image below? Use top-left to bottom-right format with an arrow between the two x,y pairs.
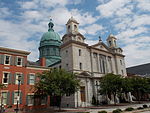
0,52 -> 49,110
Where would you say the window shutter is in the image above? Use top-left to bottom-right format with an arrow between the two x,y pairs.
9,73 -> 12,84
20,92 -> 22,104
7,92 -> 10,105
15,57 -> 17,66
22,57 -> 25,67
0,54 -> 4,64
13,74 -> 16,84
12,92 -> 14,104
34,75 -> 36,84
26,95 -> 29,105
27,74 -> 30,85
21,74 -> 24,85
10,56 -> 14,65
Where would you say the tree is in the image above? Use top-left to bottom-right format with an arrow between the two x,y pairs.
99,73 -> 123,104
0,84 -> 5,89
34,68 -> 80,109
130,76 -> 150,101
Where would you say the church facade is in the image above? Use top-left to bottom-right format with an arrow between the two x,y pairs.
44,17 -> 127,107
0,17 -> 127,109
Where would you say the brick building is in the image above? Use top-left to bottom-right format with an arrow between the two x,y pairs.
0,47 -> 49,110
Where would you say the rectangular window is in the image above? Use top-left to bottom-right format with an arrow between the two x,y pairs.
29,74 -> 35,85
93,53 -> 97,58
3,72 -> 9,84
1,92 -> 7,105
121,70 -> 124,75
27,95 -> 34,106
4,55 -> 11,65
14,91 -> 21,105
66,64 -> 68,67
79,49 -> 81,56
17,57 -> 23,66
120,60 -> 122,65
79,62 -> 82,70
99,55 -> 107,73
15,73 -> 22,84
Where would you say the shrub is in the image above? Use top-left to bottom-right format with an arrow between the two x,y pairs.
125,107 -> 134,111
143,104 -> 148,108
112,109 -> 122,113
137,107 -> 144,110
98,111 -> 107,113
78,112 -> 90,113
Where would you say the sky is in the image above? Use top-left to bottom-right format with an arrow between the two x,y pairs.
0,0 -> 150,67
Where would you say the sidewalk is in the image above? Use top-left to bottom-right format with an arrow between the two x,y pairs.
3,102 -> 150,113
54,102 -> 150,113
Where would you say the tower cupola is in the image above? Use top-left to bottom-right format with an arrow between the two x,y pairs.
107,34 -> 117,48
66,16 -> 79,34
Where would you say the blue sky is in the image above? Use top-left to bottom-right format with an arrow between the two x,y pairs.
0,0 -> 150,67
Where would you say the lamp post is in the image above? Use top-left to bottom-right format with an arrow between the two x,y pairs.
95,81 -> 99,105
0,95 -> 3,113
14,75 -> 21,113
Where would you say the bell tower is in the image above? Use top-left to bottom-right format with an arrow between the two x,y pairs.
107,34 -> 117,48
66,16 -> 79,34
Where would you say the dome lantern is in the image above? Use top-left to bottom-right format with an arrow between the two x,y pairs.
48,19 -> 54,31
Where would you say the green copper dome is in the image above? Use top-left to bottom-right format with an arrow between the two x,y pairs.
41,30 -> 61,42
40,19 -> 61,47
39,19 -> 62,67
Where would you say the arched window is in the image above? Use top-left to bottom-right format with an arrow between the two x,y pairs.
109,41 -> 111,46
79,62 -> 82,70
74,25 -> 77,31
68,25 -> 70,30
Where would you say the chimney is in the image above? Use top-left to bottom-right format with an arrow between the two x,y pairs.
40,57 -> 46,66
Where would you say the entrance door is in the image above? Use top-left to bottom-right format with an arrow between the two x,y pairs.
80,86 -> 86,102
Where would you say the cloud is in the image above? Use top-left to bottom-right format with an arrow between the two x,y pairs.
85,40 -> 99,46
96,0 -> 132,17
136,0 -> 150,11
84,24 -> 104,35
0,7 -> 12,18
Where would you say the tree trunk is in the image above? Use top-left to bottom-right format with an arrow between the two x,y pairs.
114,93 -> 116,105
59,96 -> 62,111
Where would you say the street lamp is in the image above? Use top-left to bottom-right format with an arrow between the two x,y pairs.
0,95 -> 4,113
95,81 -> 99,105
14,75 -> 21,113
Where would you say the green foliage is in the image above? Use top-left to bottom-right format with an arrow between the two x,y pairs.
125,107 -> 134,111
99,73 -> 123,104
100,73 -> 122,94
121,77 -> 133,93
99,73 -> 150,103
35,68 -> 80,96
143,104 -> 148,108
0,83 -> 5,89
98,110 -> 107,113
130,77 -> 150,101
77,112 -> 90,113
137,107 -> 144,110
112,109 -> 122,113
34,68 -> 80,108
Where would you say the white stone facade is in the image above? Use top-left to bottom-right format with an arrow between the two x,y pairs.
54,17 -> 127,108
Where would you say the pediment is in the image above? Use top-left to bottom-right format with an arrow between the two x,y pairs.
91,42 -> 110,52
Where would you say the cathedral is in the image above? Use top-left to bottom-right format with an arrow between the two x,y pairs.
39,17 -> 127,107
0,17 -> 126,109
